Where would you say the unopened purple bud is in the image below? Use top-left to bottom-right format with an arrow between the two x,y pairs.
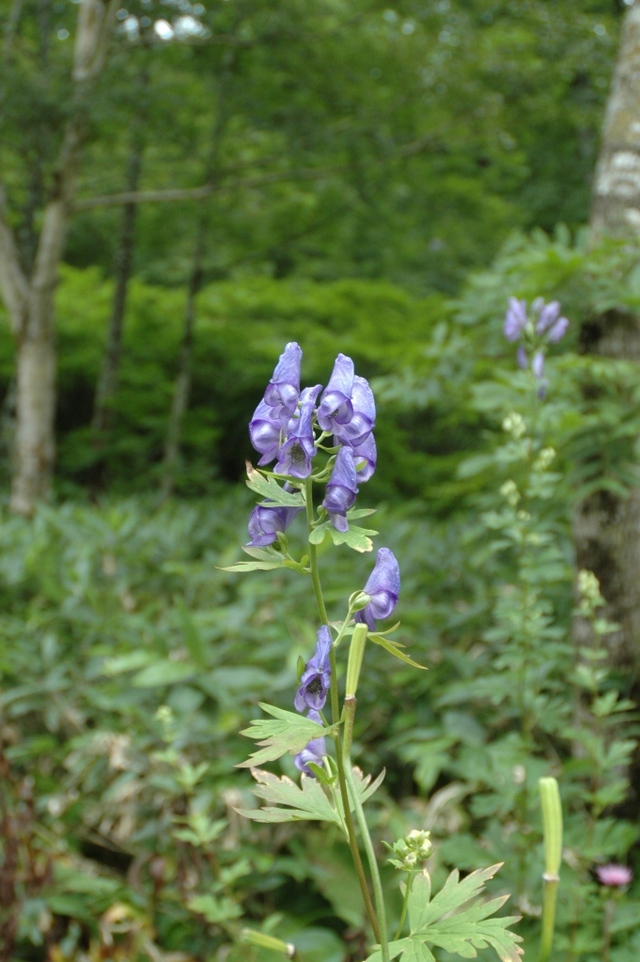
263,342 -> 302,423
532,351 -> 545,379
517,345 -> 528,370
247,503 -> 302,547
295,626 -> 332,712
322,446 -> 358,532
293,709 -> 326,775
504,297 -> 527,342
276,384 -> 322,479
317,354 -> 355,433
355,547 -> 401,631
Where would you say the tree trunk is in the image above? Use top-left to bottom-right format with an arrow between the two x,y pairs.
0,0 -> 118,514
92,78 -> 147,467
574,4 -> 640,673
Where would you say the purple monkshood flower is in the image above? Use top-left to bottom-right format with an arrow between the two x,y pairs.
247,503 -> 302,548
276,384 -> 322,479
534,300 -> 569,343
249,399 -> 283,466
504,297 -> 527,342
322,445 -> 358,532
532,350 -> 545,379
317,354 -> 355,433
263,341 -> 302,424
355,547 -> 401,631
293,709 -> 326,775
350,432 -> 377,482
295,625 -> 332,712
596,864 -> 633,887
334,375 -> 376,447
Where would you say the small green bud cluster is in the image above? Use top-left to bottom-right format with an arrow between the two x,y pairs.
534,446 -> 556,470
577,569 -> 603,612
502,412 -> 526,439
500,479 -> 520,506
386,829 -> 432,871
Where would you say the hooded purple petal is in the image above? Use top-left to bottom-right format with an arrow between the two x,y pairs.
355,547 -> 400,631
334,375 -> 376,447
293,709 -> 326,775
322,446 -> 358,532
263,342 -> 302,423
350,433 -> 377,482
249,399 -> 284,466
276,384 -> 322,479
295,626 -> 332,712
532,350 -> 545,379
317,354 -> 355,432
247,503 -> 302,547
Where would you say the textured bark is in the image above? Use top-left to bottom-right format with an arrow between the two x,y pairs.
591,6 -> 640,245
574,6 -> 640,673
0,0 -> 118,514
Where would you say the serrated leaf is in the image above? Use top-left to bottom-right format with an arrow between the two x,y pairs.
369,633 -> 428,670
245,463 -> 305,506
236,768 -> 342,825
237,703 -> 329,768
311,521 -> 376,553
404,863 -> 523,962
237,765 -> 386,829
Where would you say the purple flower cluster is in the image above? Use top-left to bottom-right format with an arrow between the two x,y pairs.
247,344 -> 377,545
503,297 -> 569,395
292,550 -> 400,775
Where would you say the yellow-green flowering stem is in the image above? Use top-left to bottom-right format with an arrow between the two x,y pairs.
538,777 -> 562,962
304,478 -> 380,943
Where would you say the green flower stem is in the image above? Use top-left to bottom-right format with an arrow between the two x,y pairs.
304,478 -> 381,944
394,874 -> 414,940
539,876 -> 559,962
342,699 -> 390,962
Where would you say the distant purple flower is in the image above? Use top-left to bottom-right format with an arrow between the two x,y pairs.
295,626 -> 332,712
322,446 -> 358,532
517,345 -> 528,370
249,399 -> 284,466
504,297 -> 527,342
276,384 -> 322,479
532,351 -> 545,379
334,375 -> 376,447
317,354 -> 355,433
547,315 -> 569,343
293,709 -> 326,775
247,503 -> 302,547
351,432 -> 377,482
263,342 -> 302,424
596,864 -> 633,888
355,547 -> 401,631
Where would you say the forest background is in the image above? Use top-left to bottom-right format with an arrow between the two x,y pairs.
3,1 -> 640,961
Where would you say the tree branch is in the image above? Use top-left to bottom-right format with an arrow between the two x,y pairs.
0,187 -> 28,334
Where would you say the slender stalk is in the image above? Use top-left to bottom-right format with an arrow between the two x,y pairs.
304,478 -> 380,943
394,876 -> 413,940
343,736 -> 390,962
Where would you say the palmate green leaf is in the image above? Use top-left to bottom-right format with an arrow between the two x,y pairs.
309,521 -> 377,553
237,703 -> 330,768
245,463 -> 305,506
366,865 -> 522,962
369,632 -> 428,670
236,765 -> 386,828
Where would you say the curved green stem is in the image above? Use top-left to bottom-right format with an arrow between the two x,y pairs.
304,478 -> 380,943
